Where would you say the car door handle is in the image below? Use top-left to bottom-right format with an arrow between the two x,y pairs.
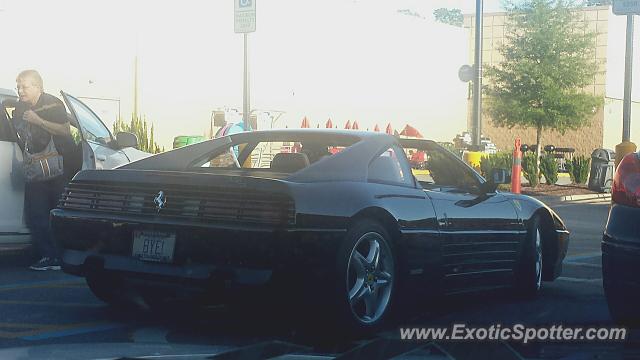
96,155 -> 107,162
439,212 -> 449,227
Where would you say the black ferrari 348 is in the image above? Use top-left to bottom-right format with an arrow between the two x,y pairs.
52,129 -> 569,332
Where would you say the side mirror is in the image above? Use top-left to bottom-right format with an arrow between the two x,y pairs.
491,168 -> 510,185
481,168 -> 510,194
115,132 -> 138,149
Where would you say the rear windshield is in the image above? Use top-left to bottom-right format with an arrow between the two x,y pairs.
190,137 -> 359,174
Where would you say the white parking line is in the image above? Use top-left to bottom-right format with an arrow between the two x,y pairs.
557,277 -> 602,284
564,262 -> 601,269
132,327 -> 170,344
565,253 -> 601,262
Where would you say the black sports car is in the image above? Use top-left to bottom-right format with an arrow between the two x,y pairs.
52,129 -> 569,332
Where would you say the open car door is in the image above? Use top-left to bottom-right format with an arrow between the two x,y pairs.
61,92 -> 131,170
0,90 -> 30,245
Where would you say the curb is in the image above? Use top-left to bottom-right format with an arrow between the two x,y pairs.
561,193 -> 611,202
529,193 -> 611,204
0,244 -> 36,267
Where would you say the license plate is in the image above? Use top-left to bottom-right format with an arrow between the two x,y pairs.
132,230 -> 176,263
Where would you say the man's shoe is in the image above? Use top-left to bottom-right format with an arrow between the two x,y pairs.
29,257 -> 61,271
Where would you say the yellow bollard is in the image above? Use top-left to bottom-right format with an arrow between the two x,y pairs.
615,141 -> 637,168
463,151 -> 485,172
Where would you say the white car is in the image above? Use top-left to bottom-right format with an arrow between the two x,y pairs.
0,89 -> 150,247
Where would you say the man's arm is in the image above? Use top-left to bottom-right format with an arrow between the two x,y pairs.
23,110 -> 71,137
40,115 -> 71,136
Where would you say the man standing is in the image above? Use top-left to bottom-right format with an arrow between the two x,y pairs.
13,70 -> 73,270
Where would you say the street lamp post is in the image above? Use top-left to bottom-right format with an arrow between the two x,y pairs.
612,1 -> 638,166
472,0 -> 484,150
615,14 -> 637,166
462,0 -> 485,171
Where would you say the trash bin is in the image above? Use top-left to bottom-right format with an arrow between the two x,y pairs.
588,148 -> 616,193
173,135 -> 206,149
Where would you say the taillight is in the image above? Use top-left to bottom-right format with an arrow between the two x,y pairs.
612,152 -> 640,207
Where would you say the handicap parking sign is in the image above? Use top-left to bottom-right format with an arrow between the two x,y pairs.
235,0 -> 256,33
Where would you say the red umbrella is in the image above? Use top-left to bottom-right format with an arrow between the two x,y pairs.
385,123 -> 393,135
325,118 -> 333,128
352,120 -> 360,130
374,124 -> 380,132
345,120 -> 352,129
301,116 -> 310,128
400,124 -> 424,138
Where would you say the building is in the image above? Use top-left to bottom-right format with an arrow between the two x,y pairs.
463,6 -> 611,156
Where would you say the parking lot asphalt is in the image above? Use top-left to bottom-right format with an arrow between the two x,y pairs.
0,199 -> 638,359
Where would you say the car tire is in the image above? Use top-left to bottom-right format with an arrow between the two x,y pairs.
86,273 -> 135,309
331,220 -> 396,334
514,216 -> 543,298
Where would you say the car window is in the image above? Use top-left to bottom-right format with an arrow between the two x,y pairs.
66,95 -> 113,144
205,145 -> 242,168
403,144 -> 480,192
195,138 -> 355,171
0,108 -> 15,142
368,147 -> 414,186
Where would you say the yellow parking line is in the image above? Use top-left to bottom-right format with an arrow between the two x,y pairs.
0,281 -> 85,292
45,283 -> 87,289
0,300 -> 102,308
0,322 -> 54,329
0,322 -> 112,339
0,322 -> 58,339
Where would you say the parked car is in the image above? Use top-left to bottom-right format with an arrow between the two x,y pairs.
51,129 -> 569,333
602,151 -> 640,325
0,89 -> 150,247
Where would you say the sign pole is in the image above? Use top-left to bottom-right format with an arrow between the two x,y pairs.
243,33 -> 250,130
235,0 -> 256,131
622,15 -> 634,143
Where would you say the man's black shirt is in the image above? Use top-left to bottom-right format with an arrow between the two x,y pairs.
12,92 -> 73,155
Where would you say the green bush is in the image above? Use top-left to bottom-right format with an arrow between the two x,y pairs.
438,142 -> 463,159
567,155 -> 590,185
480,152 -> 513,179
540,154 -> 559,185
522,153 -> 540,187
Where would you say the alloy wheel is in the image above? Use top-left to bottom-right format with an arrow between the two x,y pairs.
346,231 -> 394,324
535,229 -> 542,290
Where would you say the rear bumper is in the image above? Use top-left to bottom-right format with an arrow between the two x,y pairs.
602,203 -> 640,290
63,249 -> 273,286
52,209 -> 345,289
602,236 -> 640,291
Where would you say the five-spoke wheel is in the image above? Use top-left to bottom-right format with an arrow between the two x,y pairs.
346,231 -> 394,324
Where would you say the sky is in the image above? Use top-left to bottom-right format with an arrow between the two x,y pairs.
0,0 -> 500,148
1,0 -> 637,149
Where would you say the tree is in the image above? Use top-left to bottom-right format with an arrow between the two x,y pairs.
113,114 -> 164,154
484,0 -> 602,182
433,8 -> 464,27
